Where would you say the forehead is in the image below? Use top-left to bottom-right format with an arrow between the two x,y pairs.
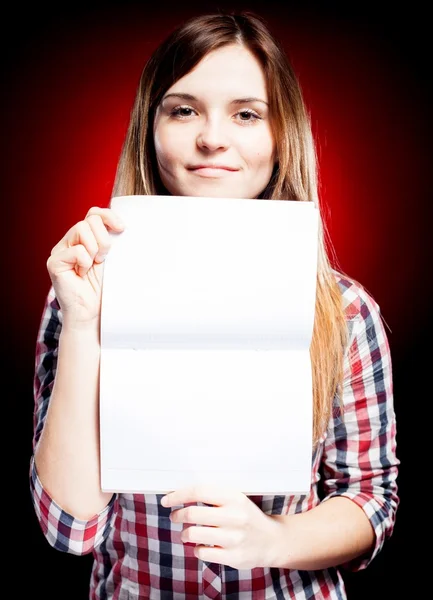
167,44 -> 268,99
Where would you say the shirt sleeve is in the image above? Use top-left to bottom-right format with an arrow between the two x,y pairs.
29,286 -> 118,556
319,285 -> 400,571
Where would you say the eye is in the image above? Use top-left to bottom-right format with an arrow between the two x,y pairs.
170,105 -> 197,119
236,109 -> 262,124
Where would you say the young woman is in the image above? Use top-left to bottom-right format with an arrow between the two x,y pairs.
30,11 -> 399,599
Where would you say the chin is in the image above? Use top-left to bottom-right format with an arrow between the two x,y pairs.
183,187 -> 248,199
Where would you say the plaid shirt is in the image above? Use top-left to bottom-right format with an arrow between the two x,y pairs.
30,273 -> 399,599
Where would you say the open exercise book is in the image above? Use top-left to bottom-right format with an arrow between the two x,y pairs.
100,195 -> 319,495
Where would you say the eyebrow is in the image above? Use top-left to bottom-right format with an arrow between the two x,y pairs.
162,93 -> 269,106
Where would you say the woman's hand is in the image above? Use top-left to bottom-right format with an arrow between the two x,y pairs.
161,484 -> 283,569
46,206 -> 125,329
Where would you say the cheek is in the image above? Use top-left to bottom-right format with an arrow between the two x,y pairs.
154,128 -> 182,169
245,130 -> 275,169
252,148 -> 275,171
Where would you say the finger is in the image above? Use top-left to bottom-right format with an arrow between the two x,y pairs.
73,244 -> 97,278
84,214 -> 114,263
51,219 -> 99,259
194,545 -> 226,564
170,505 -> 233,527
47,244 -> 94,279
51,208 -> 125,256
181,524 -> 233,547
161,485 -> 243,508
86,206 -> 125,230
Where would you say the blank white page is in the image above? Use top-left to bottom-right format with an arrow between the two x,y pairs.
100,195 -> 318,494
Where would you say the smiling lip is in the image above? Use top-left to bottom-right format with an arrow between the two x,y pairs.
188,165 -> 239,177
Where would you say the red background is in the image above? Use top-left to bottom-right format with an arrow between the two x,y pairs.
4,2 -> 430,597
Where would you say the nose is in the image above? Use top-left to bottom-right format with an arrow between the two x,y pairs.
196,117 -> 229,152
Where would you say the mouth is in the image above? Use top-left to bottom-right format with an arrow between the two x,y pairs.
187,165 -> 239,178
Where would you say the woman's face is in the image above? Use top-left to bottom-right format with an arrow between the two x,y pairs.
153,44 -> 276,199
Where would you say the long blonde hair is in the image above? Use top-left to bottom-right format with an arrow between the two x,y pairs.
112,12 -> 348,445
